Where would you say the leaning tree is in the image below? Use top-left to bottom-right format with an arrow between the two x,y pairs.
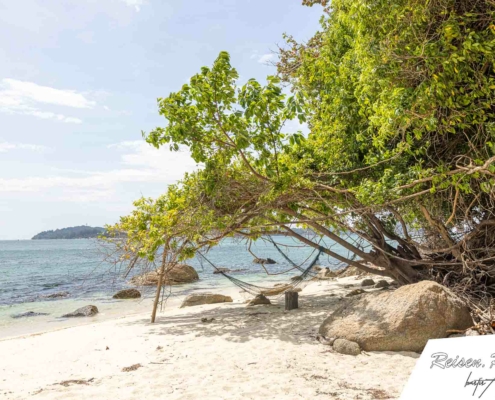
108,0 -> 495,321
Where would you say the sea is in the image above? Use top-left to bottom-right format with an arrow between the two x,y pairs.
0,237 -> 347,338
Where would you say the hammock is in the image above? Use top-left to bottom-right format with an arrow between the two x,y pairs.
196,242 -> 323,296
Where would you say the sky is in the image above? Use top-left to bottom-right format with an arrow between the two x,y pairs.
0,0 -> 323,240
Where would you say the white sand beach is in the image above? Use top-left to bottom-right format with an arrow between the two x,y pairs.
0,277 -> 418,400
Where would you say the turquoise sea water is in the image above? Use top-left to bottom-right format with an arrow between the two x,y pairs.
0,237 -> 345,338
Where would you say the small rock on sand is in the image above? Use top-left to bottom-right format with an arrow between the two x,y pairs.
346,289 -> 365,297
361,279 -> 375,287
62,305 -> 99,318
180,293 -> 233,308
333,339 -> 361,356
374,280 -> 390,289
247,294 -> 271,306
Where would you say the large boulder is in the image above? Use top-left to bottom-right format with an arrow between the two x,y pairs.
129,264 -> 199,286
113,289 -> 141,299
62,305 -> 99,318
180,293 -> 233,308
319,281 -> 473,352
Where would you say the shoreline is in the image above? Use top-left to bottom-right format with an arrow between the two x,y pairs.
0,276 -> 419,400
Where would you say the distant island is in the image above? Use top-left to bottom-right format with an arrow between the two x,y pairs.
32,226 -> 106,240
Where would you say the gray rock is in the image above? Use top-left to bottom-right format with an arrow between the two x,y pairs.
62,305 -> 99,318
130,264 -> 199,286
247,294 -> 271,306
333,339 -> 361,356
180,293 -> 233,308
319,281 -> 473,352
11,311 -> 49,319
253,258 -> 276,264
374,280 -> 390,289
113,289 -> 141,299
361,279 -> 375,287
43,291 -> 69,299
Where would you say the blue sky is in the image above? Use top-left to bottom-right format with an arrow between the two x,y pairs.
0,0 -> 322,239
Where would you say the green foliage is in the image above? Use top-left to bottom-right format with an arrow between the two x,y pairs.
110,0 -> 495,283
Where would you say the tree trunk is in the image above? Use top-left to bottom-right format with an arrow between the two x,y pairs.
151,261 -> 166,323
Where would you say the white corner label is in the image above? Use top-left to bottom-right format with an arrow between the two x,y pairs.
401,335 -> 495,399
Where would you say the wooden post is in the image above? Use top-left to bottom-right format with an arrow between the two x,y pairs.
285,290 -> 299,311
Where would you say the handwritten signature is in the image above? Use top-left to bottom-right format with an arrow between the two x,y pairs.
465,372 -> 495,398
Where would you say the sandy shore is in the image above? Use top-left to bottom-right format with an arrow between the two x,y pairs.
0,276 -> 418,399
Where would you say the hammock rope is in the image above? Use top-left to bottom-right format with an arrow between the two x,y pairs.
196,241 -> 324,296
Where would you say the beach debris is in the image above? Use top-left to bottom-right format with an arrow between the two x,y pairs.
113,288 -> 141,299
312,265 -> 322,272
57,378 -> 94,387
156,346 -> 163,350
247,294 -> 271,306
213,267 -> 231,274
317,268 -> 338,279
61,305 -> 99,318
291,275 -> 303,282
200,317 -> 215,323
337,265 -> 367,278
212,268 -> 247,274
253,257 -> 276,264
106,346 -> 109,350
333,339 -> 361,356
346,289 -> 365,297
129,264 -> 199,286
122,363 -> 142,372
374,280 -> 390,289
11,311 -> 49,319
361,279 -> 375,287
316,334 -> 336,346
320,281 -> 473,352
43,291 -> 69,299
180,293 -> 233,308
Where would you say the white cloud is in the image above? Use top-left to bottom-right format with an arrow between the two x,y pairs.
0,142 -> 49,153
1,79 -> 95,108
0,79 -> 94,123
258,53 -> 275,64
0,140 -> 199,201
120,0 -> 146,12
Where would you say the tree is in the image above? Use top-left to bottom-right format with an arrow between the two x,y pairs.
108,0 -> 495,318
